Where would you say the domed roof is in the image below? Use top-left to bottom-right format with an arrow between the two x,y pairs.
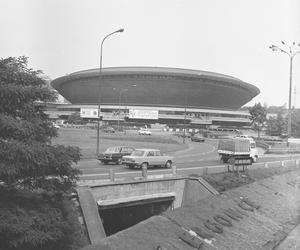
51,66 -> 259,110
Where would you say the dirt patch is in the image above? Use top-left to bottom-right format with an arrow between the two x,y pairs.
202,172 -> 254,192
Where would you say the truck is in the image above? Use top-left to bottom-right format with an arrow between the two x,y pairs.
217,138 -> 258,163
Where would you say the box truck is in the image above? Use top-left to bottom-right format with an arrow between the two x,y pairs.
218,138 -> 258,163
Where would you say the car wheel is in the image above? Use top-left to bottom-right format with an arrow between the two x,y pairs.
252,156 -> 258,163
221,157 -> 228,163
165,160 -> 172,168
141,162 -> 148,169
116,158 -> 123,165
101,160 -> 108,165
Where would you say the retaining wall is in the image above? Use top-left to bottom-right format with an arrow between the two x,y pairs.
82,170 -> 300,250
89,176 -> 216,210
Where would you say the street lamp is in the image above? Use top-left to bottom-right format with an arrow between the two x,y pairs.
113,84 -> 136,132
183,89 -> 188,144
269,42 -> 300,146
96,28 -> 124,156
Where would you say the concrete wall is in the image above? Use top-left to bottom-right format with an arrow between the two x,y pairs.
77,187 -> 106,244
89,176 -> 217,210
182,177 -> 218,207
82,169 -> 300,250
90,178 -> 185,209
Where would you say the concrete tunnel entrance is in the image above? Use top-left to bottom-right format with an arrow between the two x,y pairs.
98,193 -> 175,236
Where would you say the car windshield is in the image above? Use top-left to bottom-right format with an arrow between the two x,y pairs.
105,147 -> 120,153
131,150 -> 145,156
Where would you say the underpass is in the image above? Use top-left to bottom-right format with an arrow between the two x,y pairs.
78,158 -> 300,250
75,136 -> 300,249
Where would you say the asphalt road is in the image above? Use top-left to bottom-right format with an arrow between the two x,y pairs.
77,139 -> 300,181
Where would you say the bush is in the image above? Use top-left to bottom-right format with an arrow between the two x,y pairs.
0,187 -> 88,250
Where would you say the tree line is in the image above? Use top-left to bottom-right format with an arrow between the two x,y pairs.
249,103 -> 300,138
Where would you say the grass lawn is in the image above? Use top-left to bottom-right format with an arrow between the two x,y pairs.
52,128 -> 188,159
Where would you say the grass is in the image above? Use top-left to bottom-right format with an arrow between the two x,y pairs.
202,164 -> 297,193
52,128 -> 188,159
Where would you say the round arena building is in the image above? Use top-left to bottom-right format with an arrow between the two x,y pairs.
50,67 -> 260,128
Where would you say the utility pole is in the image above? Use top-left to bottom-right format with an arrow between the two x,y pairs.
269,41 -> 300,146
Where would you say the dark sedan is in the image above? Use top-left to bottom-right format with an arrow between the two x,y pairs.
191,133 -> 205,142
98,146 -> 135,164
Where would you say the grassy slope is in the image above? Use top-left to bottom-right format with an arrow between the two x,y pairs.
202,165 -> 296,193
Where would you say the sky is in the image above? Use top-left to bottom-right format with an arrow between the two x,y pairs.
0,0 -> 300,108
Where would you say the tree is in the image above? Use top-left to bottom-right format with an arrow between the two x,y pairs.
248,103 -> 267,138
0,57 -> 85,250
67,112 -> 85,125
0,56 -> 81,190
265,110 -> 287,136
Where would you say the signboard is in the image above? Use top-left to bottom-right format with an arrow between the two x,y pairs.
80,108 -> 99,118
190,118 -> 212,125
129,109 -> 159,120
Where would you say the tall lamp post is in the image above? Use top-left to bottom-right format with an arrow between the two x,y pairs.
114,84 -> 136,132
183,89 -> 188,144
96,28 -> 124,156
269,41 -> 300,146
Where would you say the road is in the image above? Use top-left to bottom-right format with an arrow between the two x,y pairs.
77,139 -> 300,181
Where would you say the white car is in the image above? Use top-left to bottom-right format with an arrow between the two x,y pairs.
53,123 -> 60,129
235,134 -> 253,139
122,148 -> 173,169
138,129 -> 152,135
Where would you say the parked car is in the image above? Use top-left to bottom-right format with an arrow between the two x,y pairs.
98,146 -> 135,164
138,129 -> 152,135
191,133 -> 205,142
53,123 -> 60,129
122,148 -> 173,169
235,134 -> 253,139
102,126 -> 115,133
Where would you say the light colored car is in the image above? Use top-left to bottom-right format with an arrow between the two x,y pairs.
122,148 -> 173,169
53,123 -> 60,129
235,134 -> 253,139
138,129 -> 152,135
